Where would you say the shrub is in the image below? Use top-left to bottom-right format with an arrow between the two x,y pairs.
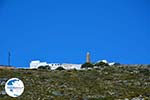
81,63 -> 94,68
95,62 -> 109,67
139,68 -> 150,75
113,63 -> 121,66
38,65 -> 51,70
56,67 -> 65,71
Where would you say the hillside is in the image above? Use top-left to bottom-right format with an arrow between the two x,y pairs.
0,65 -> 150,100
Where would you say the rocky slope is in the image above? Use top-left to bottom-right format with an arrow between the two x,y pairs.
0,65 -> 150,100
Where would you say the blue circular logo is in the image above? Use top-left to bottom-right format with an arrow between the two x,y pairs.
5,78 -> 24,97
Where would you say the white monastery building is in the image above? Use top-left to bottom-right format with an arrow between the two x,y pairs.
30,52 -> 116,70
30,60 -> 82,70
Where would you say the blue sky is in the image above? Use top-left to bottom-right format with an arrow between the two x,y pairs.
0,0 -> 149,67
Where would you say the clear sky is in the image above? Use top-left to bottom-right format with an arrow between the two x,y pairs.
0,0 -> 149,67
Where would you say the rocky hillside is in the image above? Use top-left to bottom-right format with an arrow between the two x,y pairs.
0,65 -> 150,100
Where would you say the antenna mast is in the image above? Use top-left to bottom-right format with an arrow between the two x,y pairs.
8,51 -> 11,66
